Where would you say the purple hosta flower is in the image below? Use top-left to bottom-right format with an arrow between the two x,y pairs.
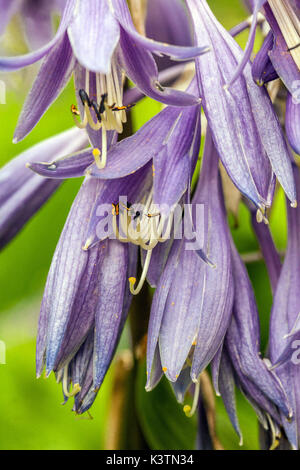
212,238 -> 292,447
0,0 -> 208,173
145,131 -> 233,421
0,127 -> 87,249
36,175 -> 137,411
267,165 -> 300,449
186,0 -> 296,216
30,80 -> 202,292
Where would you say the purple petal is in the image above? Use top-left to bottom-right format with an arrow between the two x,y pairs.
29,148 -> 94,179
250,209 -> 281,294
0,0 -> 75,71
117,28 -> 201,107
264,3 -> 300,96
187,0 -> 296,208
93,240 -> 129,389
286,92 -> 300,155
268,165 -> 300,448
227,0 -> 267,87
145,0 -> 192,72
252,31 -> 278,85
112,0 -> 209,61
14,33 -> 76,142
0,175 -> 61,250
68,0 -> 120,74
226,240 -> 292,420
37,177 -> 103,375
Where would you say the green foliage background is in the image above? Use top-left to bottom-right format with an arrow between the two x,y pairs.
0,0 -> 287,450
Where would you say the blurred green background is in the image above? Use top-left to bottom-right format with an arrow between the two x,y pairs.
0,0 -> 287,450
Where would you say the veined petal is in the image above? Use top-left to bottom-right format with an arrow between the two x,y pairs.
29,148 -> 94,179
14,33 -> 76,142
0,127 -> 87,205
111,0 -> 209,61
68,0 -> 120,74
226,240 -> 292,420
268,165 -> 300,448
93,240 -> 129,389
145,0 -> 193,73
21,0 -> 55,50
117,28 -> 201,107
264,3 -> 300,96
0,175 -> 61,250
87,105 -> 184,178
227,0 -> 267,87
0,128 -> 87,249
252,31 -> 278,85
37,177 -> 103,376
186,0 -> 296,208
0,0 -> 76,71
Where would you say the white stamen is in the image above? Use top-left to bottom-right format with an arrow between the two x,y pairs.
62,364 -> 81,398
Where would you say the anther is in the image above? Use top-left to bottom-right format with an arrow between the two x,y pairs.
79,88 -> 91,107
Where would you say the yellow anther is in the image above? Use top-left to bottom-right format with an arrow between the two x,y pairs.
129,277 -> 136,285
183,405 -> 192,417
162,367 -> 167,372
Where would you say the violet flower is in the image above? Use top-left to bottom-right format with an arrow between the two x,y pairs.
186,0 -> 296,214
0,0 -> 208,169
146,130 -> 233,412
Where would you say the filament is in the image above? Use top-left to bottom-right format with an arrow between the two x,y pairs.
183,379 -> 201,418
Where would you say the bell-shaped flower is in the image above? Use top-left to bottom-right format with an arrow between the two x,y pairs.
212,238 -> 292,447
1,0 -> 208,163
186,0 -> 296,212
146,130 -> 233,407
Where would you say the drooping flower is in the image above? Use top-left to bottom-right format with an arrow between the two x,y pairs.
146,130 -> 233,406
0,0 -> 208,171
186,0 -> 296,214
212,237 -> 292,447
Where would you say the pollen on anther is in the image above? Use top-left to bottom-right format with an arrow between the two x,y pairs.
129,277 -> 136,285
162,367 -> 167,372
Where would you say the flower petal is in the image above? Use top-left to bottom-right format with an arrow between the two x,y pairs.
186,0 -> 296,208
112,0 -> 209,61
286,92 -> 300,156
68,0 -> 120,74
117,27 -> 201,107
14,32 -> 76,142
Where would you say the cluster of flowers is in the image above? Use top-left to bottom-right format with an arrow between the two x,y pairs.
1,0 -> 300,450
